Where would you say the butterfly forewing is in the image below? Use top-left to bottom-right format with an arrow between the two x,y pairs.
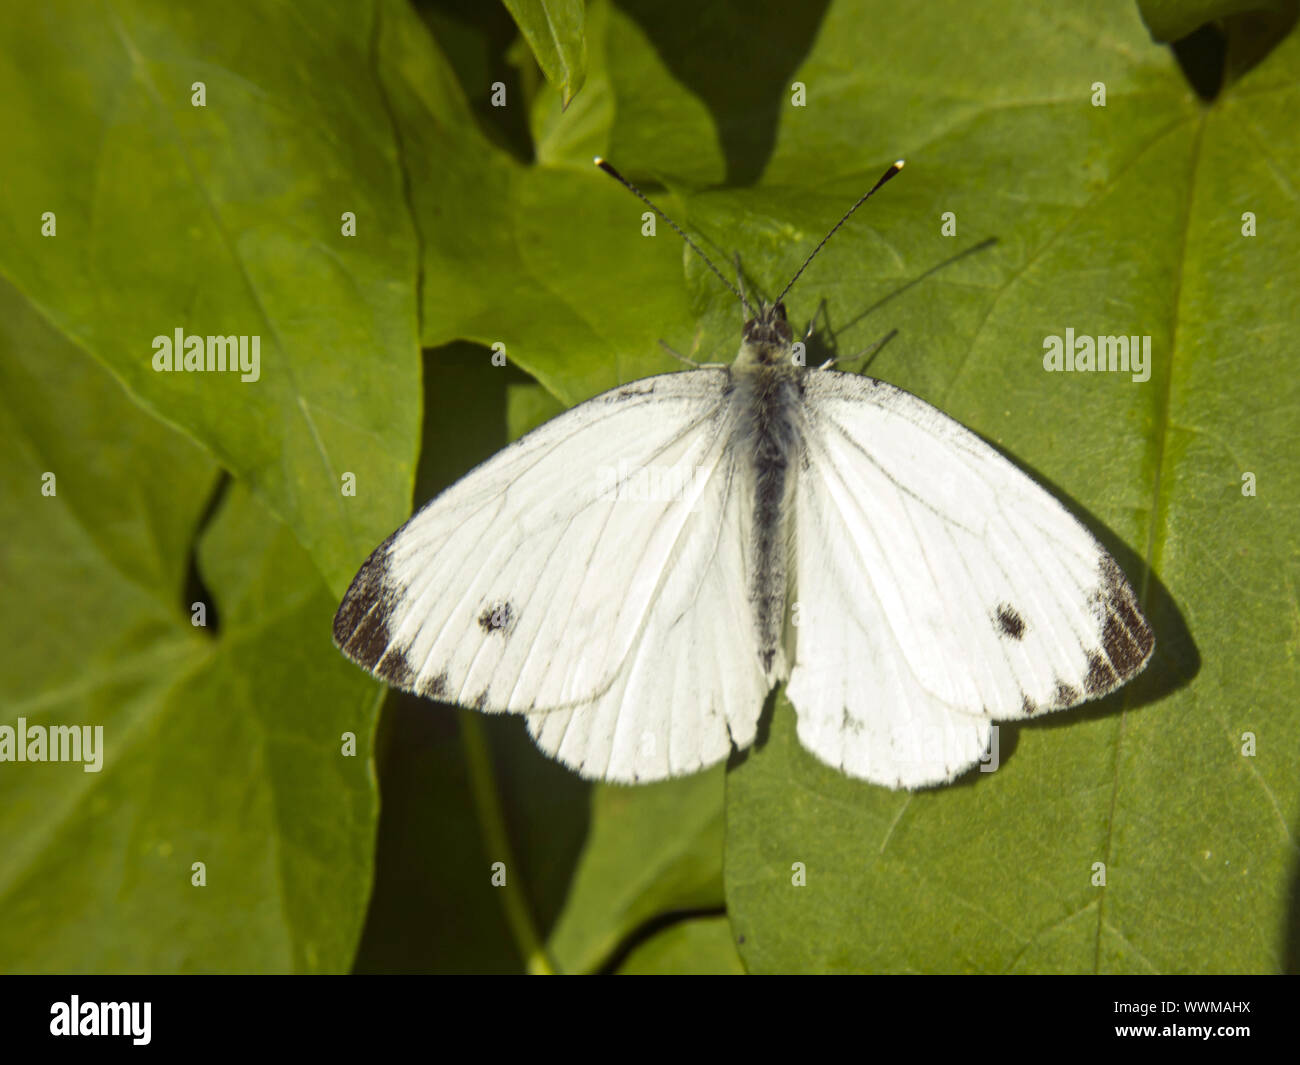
333,369 -> 770,780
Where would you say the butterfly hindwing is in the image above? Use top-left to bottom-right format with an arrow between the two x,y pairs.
525,411 -> 770,779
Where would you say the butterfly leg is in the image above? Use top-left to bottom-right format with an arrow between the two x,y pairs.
659,339 -> 703,368
818,328 -> 898,373
658,338 -> 728,370
805,298 -> 829,342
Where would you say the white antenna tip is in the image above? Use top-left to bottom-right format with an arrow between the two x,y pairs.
894,159 -> 906,169
593,156 -> 605,166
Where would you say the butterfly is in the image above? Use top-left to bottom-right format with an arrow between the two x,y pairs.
334,158 -> 1153,788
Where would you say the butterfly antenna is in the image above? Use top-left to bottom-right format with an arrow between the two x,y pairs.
774,159 -> 905,307
595,158 -> 754,318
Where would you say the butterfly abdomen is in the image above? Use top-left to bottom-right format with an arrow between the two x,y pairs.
737,365 -> 801,680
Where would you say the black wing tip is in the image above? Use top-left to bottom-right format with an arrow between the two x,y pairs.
1096,555 -> 1155,681
333,544 -> 460,701
332,544 -> 401,670
1020,556 -> 1155,716
1057,555 -> 1155,707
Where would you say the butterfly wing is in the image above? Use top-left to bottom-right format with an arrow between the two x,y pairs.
787,370 -> 1153,788
524,409 -> 771,779
334,369 -> 768,781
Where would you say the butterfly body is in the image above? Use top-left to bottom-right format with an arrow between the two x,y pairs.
733,301 -> 801,682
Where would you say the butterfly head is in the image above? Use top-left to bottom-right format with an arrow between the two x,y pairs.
739,301 -> 795,368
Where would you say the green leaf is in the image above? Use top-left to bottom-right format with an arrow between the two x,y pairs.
545,772 -> 727,973
0,279 -> 382,972
616,915 -> 746,974
530,0 -> 614,167
503,0 -> 588,107
0,0 -> 421,595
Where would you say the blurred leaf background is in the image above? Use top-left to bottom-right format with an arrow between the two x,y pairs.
0,0 -> 1296,973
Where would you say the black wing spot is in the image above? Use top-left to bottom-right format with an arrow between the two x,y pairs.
472,689 -> 490,711
994,603 -> 1026,640
419,670 -> 450,700
478,600 -> 515,635
1054,681 -> 1081,708
376,650 -> 417,691
1022,695 -> 1038,716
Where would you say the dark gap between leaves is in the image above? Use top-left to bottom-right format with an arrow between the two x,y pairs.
181,470 -> 232,637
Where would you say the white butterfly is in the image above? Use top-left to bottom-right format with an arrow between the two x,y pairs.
334,159 -> 1153,789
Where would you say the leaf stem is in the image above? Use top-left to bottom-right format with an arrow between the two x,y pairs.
459,712 -> 555,974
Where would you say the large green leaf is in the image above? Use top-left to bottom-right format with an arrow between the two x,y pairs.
0,279 -> 382,972
0,0 -> 421,596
